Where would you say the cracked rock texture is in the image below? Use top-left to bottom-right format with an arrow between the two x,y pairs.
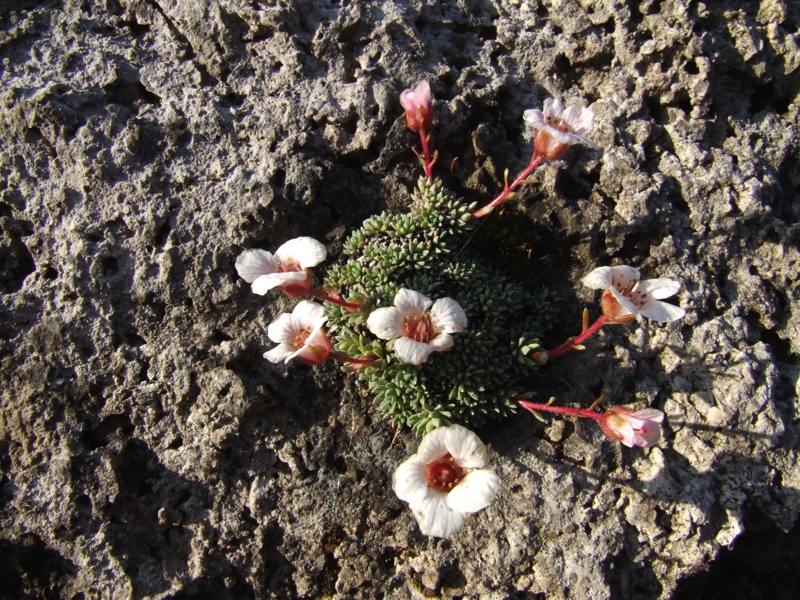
1,0 -> 799,598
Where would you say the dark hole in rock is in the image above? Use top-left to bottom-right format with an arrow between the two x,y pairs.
101,256 -> 119,276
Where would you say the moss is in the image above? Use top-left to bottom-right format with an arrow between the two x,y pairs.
325,177 -> 557,434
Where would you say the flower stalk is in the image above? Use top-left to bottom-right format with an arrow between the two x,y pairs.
544,311 -> 608,358
472,155 -> 544,218
308,287 -> 361,312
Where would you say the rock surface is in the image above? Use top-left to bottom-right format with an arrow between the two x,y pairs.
1,0 -> 798,598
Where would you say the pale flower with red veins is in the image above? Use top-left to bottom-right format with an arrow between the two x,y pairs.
235,237 -> 327,298
581,265 -> 685,323
366,288 -> 467,365
400,80 -> 433,133
393,425 -> 501,538
600,407 -> 664,448
523,97 -> 599,161
263,301 -> 331,366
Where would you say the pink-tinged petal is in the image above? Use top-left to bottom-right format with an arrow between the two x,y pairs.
581,267 -> 615,290
446,469 -> 501,513
630,409 -> 665,423
430,298 -> 467,333
609,286 -> 642,322
562,105 -> 594,136
251,271 -> 306,295
634,422 -> 662,447
413,80 -> 431,109
523,108 -> 545,129
399,89 -> 415,111
615,421 -> 638,447
394,288 -> 432,317
366,307 -> 404,340
392,457 -> 429,505
427,333 -> 454,353
416,426 -> 452,464
543,97 -> 563,120
410,491 -> 467,538
303,327 -> 331,354
638,278 -> 682,300
264,344 -> 295,364
235,249 -> 278,283
639,300 -> 685,322
291,341 -> 330,365
267,313 -> 300,345
394,337 -> 433,365
275,237 -> 327,269
442,424 -> 487,468
292,300 -> 327,329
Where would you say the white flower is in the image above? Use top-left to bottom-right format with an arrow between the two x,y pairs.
523,97 -> 598,160
392,425 -> 501,538
264,300 -> 331,366
366,289 -> 467,365
235,237 -> 327,297
581,265 -> 685,323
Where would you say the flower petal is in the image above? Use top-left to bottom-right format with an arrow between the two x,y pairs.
609,265 -> 641,286
399,89 -> 415,111
639,300 -> 685,322
581,267 -> 614,290
235,249 -> 278,283
523,108 -> 545,129
546,126 -> 582,145
442,424 -> 488,468
416,426 -> 452,464
543,97 -> 563,121
430,298 -> 467,333
394,337 -> 433,365
562,104 -> 594,136
609,286 -> 642,322
635,422 -> 662,447
615,421 -> 638,447
392,457 -> 429,505
366,307 -> 404,340
410,491 -> 466,538
275,237 -> 327,269
264,344 -> 294,364
446,469 -> 501,513
251,272 -> 306,295
393,288 -> 432,317
266,313 -> 300,345
292,300 -> 327,329
630,409 -> 665,423
638,278 -> 681,300
427,333 -> 454,353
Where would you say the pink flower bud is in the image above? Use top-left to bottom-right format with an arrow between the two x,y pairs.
400,80 -> 433,132
599,407 -> 664,448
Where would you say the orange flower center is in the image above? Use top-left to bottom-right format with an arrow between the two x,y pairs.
291,328 -> 311,349
277,259 -> 301,273
403,313 -> 435,343
426,453 -> 465,493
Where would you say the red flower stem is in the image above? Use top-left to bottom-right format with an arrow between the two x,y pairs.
545,315 -> 609,359
419,127 -> 433,178
309,289 -> 361,311
330,352 -> 376,365
472,154 -> 545,218
518,400 -> 603,422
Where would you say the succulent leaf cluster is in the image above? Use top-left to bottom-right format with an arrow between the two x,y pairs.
325,177 -> 556,434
